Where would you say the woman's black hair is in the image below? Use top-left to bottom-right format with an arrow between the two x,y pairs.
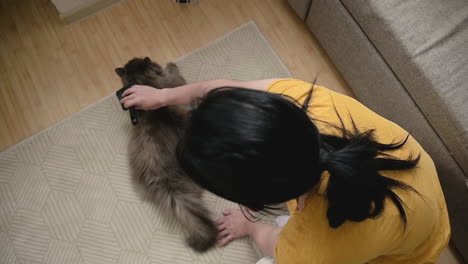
176,85 -> 420,228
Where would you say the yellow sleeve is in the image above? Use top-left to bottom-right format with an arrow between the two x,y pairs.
267,79 -> 314,103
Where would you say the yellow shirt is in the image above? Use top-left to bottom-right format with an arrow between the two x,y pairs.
267,79 -> 450,264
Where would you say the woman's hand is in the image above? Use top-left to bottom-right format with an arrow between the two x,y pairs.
216,209 -> 251,247
120,85 -> 170,110
216,209 -> 281,257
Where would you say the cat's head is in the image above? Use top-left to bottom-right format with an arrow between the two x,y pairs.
115,57 -> 163,87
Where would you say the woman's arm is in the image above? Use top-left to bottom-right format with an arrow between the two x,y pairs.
247,222 -> 282,257
166,78 -> 280,105
121,79 -> 280,110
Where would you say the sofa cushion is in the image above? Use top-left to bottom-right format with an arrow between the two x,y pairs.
341,0 -> 468,176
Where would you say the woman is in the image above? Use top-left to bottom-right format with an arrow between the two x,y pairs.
121,79 -> 450,263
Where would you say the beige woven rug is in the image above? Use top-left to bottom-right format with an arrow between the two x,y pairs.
0,22 -> 291,264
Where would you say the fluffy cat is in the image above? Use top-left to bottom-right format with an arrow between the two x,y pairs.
115,57 -> 217,252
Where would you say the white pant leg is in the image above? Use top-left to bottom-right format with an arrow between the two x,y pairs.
254,215 -> 290,264
256,256 -> 276,264
275,215 -> 290,228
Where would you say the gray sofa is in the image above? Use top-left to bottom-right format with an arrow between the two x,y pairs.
288,0 -> 468,261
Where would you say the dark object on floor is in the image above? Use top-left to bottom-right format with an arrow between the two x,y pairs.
176,0 -> 199,4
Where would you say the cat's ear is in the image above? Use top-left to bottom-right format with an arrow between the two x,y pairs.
144,57 -> 152,64
115,67 -> 126,77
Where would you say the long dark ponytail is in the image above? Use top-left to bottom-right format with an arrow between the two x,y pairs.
177,84 -> 420,229
303,88 -> 420,228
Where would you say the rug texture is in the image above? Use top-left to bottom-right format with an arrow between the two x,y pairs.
0,22 -> 291,264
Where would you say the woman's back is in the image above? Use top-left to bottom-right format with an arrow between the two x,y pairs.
268,79 -> 450,264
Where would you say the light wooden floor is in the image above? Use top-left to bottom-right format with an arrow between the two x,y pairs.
0,0 -> 351,150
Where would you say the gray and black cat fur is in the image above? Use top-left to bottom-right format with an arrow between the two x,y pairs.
115,57 -> 217,252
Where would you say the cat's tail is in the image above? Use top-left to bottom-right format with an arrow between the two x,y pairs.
151,165 -> 218,252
